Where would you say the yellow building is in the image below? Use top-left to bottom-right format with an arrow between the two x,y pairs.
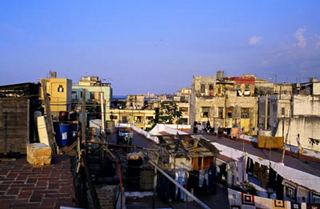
39,72 -> 72,117
110,109 -> 155,130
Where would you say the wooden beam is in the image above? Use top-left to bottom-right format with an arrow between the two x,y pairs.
41,80 -> 57,155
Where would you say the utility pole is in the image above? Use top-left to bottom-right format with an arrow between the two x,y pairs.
81,89 -> 86,150
100,92 -> 105,141
265,95 -> 268,130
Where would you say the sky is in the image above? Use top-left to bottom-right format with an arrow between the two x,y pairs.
0,1 -> 320,95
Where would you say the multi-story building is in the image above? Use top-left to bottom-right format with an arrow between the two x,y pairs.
126,95 -> 145,110
72,76 -> 112,121
190,71 -> 258,135
39,71 -> 72,118
110,108 -> 155,130
258,78 -> 320,151
174,88 -> 191,125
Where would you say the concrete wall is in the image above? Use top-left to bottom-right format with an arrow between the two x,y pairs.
276,116 -> 320,151
293,95 -> 320,116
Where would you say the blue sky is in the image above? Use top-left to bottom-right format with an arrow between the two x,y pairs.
0,1 -> 320,94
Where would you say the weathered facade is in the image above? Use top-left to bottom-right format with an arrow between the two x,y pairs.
126,94 -> 145,110
258,78 -> 320,151
190,72 -> 258,134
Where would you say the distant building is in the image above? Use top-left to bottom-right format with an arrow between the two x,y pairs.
174,88 -> 191,125
39,72 -> 72,117
190,71 -> 258,135
110,108 -> 155,130
72,76 -> 112,121
126,95 -> 145,110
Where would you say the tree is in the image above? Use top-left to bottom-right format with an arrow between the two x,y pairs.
151,101 -> 182,128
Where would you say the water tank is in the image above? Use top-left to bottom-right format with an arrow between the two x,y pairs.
309,77 -> 319,83
217,70 -> 224,80
50,71 -> 57,78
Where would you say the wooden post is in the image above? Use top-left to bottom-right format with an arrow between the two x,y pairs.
41,80 -> 57,154
81,89 -> 86,150
82,151 -> 100,209
265,95 -> 268,130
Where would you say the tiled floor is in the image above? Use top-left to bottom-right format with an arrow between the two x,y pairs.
0,155 -> 75,209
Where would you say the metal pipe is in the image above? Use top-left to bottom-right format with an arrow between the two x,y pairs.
148,160 -> 211,209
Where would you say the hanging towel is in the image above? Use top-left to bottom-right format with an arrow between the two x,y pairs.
276,175 -> 284,200
268,167 -> 277,190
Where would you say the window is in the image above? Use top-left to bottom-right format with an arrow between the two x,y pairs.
201,84 -> 205,93
201,107 -> 210,118
122,116 -> 128,123
72,91 -> 77,99
57,85 -> 64,92
227,107 -> 233,118
135,116 -> 142,123
209,85 -> 214,96
180,107 -> 188,112
281,107 -> 285,116
241,108 -> 250,118
218,87 -> 221,94
218,107 -> 224,119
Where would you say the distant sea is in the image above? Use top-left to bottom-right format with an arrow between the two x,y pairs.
113,95 -> 127,101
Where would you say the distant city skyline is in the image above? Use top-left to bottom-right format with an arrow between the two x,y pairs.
0,1 -> 319,95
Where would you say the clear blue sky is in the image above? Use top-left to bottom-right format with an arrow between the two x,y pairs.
1,1 -> 320,94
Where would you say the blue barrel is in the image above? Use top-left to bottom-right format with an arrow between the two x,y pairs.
54,124 -> 69,147
69,124 -> 78,145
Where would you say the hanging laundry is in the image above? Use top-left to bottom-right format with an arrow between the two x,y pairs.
272,199 -> 290,209
199,169 -> 205,187
253,162 -> 260,177
291,202 -> 301,209
187,171 -> 199,195
242,193 -> 255,206
276,175 -> 284,200
237,156 -> 246,183
259,165 -> 269,188
218,164 -> 227,181
246,157 -> 254,174
306,204 -> 320,209
208,164 -> 217,194
297,186 -> 309,203
226,164 -> 233,187
175,169 -> 188,200
284,181 -> 297,202
268,167 -> 277,190
255,196 -> 273,208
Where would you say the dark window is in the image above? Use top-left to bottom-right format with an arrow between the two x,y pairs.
227,107 -> 233,118
241,108 -> 250,118
58,85 -> 64,92
281,107 -> 285,115
180,107 -> 188,112
218,107 -> 224,119
201,84 -> 205,93
201,107 -> 210,118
